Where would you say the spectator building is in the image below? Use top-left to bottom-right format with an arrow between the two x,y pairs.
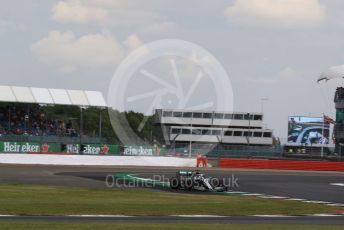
154,109 -> 274,156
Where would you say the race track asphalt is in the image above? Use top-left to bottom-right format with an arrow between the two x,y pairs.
0,215 -> 344,224
0,164 -> 343,204
0,164 -> 344,224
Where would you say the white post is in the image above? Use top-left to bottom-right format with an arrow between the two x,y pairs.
247,112 -> 251,146
189,123 -> 192,158
321,113 -> 325,158
189,140 -> 192,158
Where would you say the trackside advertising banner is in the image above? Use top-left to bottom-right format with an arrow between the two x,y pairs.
65,144 -> 119,155
0,141 -> 119,155
0,142 -> 60,153
0,141 -> 166,156
123,145 -> 166,156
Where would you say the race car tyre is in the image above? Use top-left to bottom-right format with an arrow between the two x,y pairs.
184,178 -> 194,190
170,177 -> 180,189
209,178 -> 228,191
209,177 -> 220,188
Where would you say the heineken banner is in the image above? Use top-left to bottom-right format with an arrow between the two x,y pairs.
0,141 -> 166,156
0,141 -> 119,155
123,145 -> 166,156
65,144 -> 119,155
0,142 -> 61,153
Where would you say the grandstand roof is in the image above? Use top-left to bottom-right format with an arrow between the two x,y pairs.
0,85 -> 107,107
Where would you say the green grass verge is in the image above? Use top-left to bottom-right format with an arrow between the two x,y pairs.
0,183 -> 339,216
0,222 -> 341,230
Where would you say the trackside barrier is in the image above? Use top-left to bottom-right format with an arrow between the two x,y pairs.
0,154 -> 196,167
220,158 -> 344,171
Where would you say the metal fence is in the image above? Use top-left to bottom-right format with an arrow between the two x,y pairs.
169,143 -> 282,158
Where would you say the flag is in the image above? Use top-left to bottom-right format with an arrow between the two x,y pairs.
324,115 -> 335,124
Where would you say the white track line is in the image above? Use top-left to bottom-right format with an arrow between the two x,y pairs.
241,193 -> 264,196
286,198 -> 306,201
310,214 -> 343,217
330,183 -> 344,187
170,215 -> 226,218
67,215 -> 133,217
258,196 -> 288,199
303,200 -> 332,204
242,193 -> 344,208
326,203 -> 344,207
252,215 -> 294,218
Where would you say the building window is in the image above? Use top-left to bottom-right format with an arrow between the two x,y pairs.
224,114 -> 233,119
202,129 -> 211,135
253,132 -> 262,137
203,113 -> 212,118
211,130 -> 221,135
224,130 -> 233,136
182,129 -> 191,134
254,115 -> 263,121
233,131 -> 242,136
263,132 -> 272,138
193,112 -> 202,118
163,111 -> 173,117
192,129 -> 202,135
214,113 -> 224,119
234,114 -> 243,120
183,112 -> 192,118
243,131 -> 252,137
173,112 -> 182,117
171,128 -> 181,134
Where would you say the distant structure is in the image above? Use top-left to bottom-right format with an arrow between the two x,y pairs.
318,65 -> 344,157
334,87 -> 344,155
154,109 -> 273,147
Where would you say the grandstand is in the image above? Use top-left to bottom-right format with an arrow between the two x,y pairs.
0,85 -> 107,153
0,105 -> 78,137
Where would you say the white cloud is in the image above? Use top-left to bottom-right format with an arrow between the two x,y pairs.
52,0 -> 173,29
124,34 -> 143,50
31,31 -> 142,72
52,0 -> 108,24
225,0 -> 326,28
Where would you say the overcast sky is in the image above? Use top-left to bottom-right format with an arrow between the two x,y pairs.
1,0 -> 344,140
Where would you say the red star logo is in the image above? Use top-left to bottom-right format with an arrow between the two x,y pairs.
101,145 -> 109,155
42,143 -> 49,153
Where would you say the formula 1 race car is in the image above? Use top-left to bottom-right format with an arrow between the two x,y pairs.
169,170 -> 228,192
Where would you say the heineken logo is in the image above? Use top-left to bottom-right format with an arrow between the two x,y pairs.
123,146 -> 153,156
66,144 -> 110,155
101,145 -> 109,154
4,142 -> 41,153
0,141 -> 118,155
83,145 -> 102,155
66,144 -> 79,153
82,144 -> 109,155
42,143 -> 49,153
